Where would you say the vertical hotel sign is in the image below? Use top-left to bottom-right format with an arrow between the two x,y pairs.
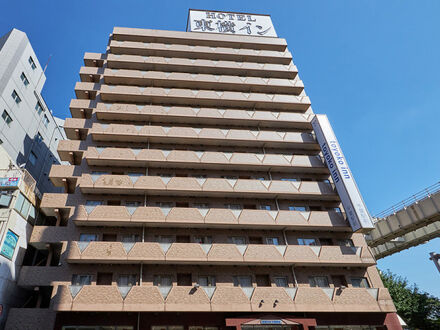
311,115 -> 375,232
187,10 -> 277,37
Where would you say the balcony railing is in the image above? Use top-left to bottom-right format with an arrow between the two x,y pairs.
50,284 -> 395,313
64,241 -> 374,267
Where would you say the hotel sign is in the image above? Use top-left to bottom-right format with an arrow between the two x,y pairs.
311,114 -> 375,233
187,10 -> 277,37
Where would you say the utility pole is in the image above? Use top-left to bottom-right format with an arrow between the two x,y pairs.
429,252 -> 440,274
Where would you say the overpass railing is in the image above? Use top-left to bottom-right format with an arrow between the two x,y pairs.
374,181 -> 440,219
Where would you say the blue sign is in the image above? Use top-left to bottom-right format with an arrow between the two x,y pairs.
0,177 -> 19,188
0,230 -> 19,260
261,320 -> 282,325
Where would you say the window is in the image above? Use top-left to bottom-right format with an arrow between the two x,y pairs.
225,204 -> 241,210
118,274 -> 137,287
309,276 -> 330,287
193,203 -> 209,209
198,275 -> 216,287
281,178 -> 299,182
259,205 -> 272,210
85,200 -> 103,206
36,132 -> 43,143
297,238 -> 318,246
338,239 -> 354,247
35,101 -> 43,115
289,205 -> 308,211
28,56 -> 37,69
2,110 -> 12,126
42,114 -> 49,127
125,201 -> 141,207
233,275 -> 252,287
28,151 -> 37,165
11,90 -> 21,104
193,236 -> 212,244
71,274 -> 92,286
274,276 -> 288,287
79,234 -> 98,242
334,207 -> 342,213
20,72 -> 29,86
156,235 -> 174,244
266,237 -> 279,245
231,236 -> 246,245
14,193 -> 32,218
153,275 -> 172,287
351,277 -> 370,288
121,234 -> 140,243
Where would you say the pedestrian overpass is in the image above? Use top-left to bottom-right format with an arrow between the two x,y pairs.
366,182 -> 440,259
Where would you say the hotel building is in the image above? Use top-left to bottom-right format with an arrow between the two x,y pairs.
7,11 -> 400,330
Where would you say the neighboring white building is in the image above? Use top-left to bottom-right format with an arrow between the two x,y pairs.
0,28 -> 65,195
0,146 -> 37,328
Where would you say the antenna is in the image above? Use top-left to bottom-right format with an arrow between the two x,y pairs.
36,54 -> 52,90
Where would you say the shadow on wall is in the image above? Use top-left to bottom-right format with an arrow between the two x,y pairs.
16,133 -> 63,194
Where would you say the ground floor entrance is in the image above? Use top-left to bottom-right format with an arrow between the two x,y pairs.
55,312 -> 402,330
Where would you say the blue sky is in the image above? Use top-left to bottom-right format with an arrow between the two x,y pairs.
1,1 -> 439,296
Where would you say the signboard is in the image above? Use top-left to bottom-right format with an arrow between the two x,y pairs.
261,320 -> 283,325
0,229 -> 19,260
311,114 -> 375,233
187,10 -> 277,37
0,177 -> 19,188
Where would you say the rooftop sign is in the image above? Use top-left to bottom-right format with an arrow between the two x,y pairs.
311,114 -> 375,233
187,10 -> 277,37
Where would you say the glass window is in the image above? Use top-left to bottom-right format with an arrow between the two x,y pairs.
11,90 -> 21,104
233,275 -> 252,287
29,151 -> 37,165
20,72 -> 29,86
198,275 -> 216,287
225,204 -> 241,210
289,205 -> 308,211
281,178 -> 299,182
121,234 -> 140,243
79,234 -> 98,242
266,237 -> 279,245
85,200 -> 102,206
351,277 -> 370,288
298,238 -> 318,246
35,101 -> 43,115
36,132 -> 43,142
118,274 -> 137,287
259,205 -> 271,210
43,114 -> 49,127
125,201 -> 141,207
231,236 -> 246,245
338,239 -> 354,247
193,203 -> 209,209
309,276 -> 330,287
153,275 -> 172,287
14,193 -> 31,218
71,274 -> 92,285
2,110 -> 12,126
156,235 -> 174,243
28,205 -> 36,224
274,276 -> 288,287
193,236 -> 212,244
28,56 -> 37,69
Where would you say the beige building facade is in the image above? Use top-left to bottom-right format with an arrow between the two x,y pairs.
7,14 -> 400,330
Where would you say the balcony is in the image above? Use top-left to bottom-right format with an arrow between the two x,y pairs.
78,175 -> 337,200
54,149 -> 327,176
111,27 -> 288,51
102,53 -> 297,79
57,140 -> 84,165
75,82 -> 310,111
80,67 -> 304,95
88,123 -> 318,149
108,40 -> 293,64
65,241 -> 374,267
51,284 -> 395,313
69,100 -> 313,130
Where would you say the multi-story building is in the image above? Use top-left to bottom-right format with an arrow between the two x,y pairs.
0,146 -> 39,328
0,28 -> 66,195
6,11 -> 400,330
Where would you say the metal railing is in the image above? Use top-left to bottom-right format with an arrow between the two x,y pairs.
374,181 -> 440,219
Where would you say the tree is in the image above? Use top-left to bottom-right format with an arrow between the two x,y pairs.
380,269 -> 440,329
